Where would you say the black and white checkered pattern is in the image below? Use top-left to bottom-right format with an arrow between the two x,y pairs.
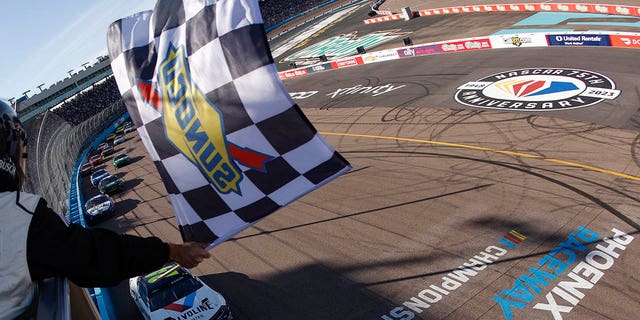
107,0 -> 350,248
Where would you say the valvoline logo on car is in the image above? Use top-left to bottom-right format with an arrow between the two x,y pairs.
158,44 -> 242,194
455,68 -> 621,111
162,297 -> 218,320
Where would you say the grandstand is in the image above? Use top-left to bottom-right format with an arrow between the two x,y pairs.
16,56 -> 113,123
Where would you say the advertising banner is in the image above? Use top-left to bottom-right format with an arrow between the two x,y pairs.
547,34 -> 611,46
609,34 -> 640,48
397,44 -> 441,57
305,62 -> 335,73
332,56 -> 364,69
489,33 -> 549,49
361,49 -> 400,64
440,38 -> 492,52
280,68 -> 308,80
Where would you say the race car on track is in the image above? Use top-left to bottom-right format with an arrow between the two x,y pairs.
101,145 -> 114,157
98,175 -> 124,195
106,133 -> 118,142
96,142 -> 110,153
113,153 -> 131,168
90,169 -> 110,187
84,194 -> 115,225
129,264 -> 232,320
89,154 -> 103,166
80,162 -> 95,177
113,135 -> 126,145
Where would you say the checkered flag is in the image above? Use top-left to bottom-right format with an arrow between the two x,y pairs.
107,0 -> 351,248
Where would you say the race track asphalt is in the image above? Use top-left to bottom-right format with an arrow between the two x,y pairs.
83,2 -> 640,319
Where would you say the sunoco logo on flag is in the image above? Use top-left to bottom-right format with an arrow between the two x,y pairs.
158,44 -> 244,194
107,0 -> 351,247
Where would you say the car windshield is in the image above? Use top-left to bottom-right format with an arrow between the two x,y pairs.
82,163 -> 92,169
115,154 -> 126,160
148,276 -> 202,312
92,169 -> 107,177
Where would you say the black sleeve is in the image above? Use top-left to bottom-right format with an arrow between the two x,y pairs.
27,199 -> 170,287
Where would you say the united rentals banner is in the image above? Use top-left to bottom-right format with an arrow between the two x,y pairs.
107,0 -> 351,248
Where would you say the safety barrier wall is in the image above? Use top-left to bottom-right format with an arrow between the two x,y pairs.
277,31 -> 640,80
68,111 -> 131,320
365,3 -> 640,24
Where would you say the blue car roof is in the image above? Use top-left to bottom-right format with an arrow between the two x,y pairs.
91,170 -> 109,181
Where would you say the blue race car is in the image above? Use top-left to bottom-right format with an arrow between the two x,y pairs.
90,169 -> 110,187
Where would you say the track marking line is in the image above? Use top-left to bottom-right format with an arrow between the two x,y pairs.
320,131 -> 640,182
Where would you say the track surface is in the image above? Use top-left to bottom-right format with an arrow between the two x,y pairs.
83,2 -> 640,319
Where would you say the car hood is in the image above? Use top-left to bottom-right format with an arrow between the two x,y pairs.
149,289 -> 226,320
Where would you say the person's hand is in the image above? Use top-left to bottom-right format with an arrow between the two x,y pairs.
169,242 -> 211,268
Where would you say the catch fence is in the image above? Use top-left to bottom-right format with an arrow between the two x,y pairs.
22,101 -> 127,214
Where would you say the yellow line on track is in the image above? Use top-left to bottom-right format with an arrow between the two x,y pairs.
320,131 -> 640,182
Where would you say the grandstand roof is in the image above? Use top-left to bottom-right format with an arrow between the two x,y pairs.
17,57 -> 112,113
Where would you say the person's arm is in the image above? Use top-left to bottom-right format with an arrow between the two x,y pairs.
27,199 -> 209,287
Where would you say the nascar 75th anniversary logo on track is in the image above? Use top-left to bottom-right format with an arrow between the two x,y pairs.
455,68 -> 620,111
